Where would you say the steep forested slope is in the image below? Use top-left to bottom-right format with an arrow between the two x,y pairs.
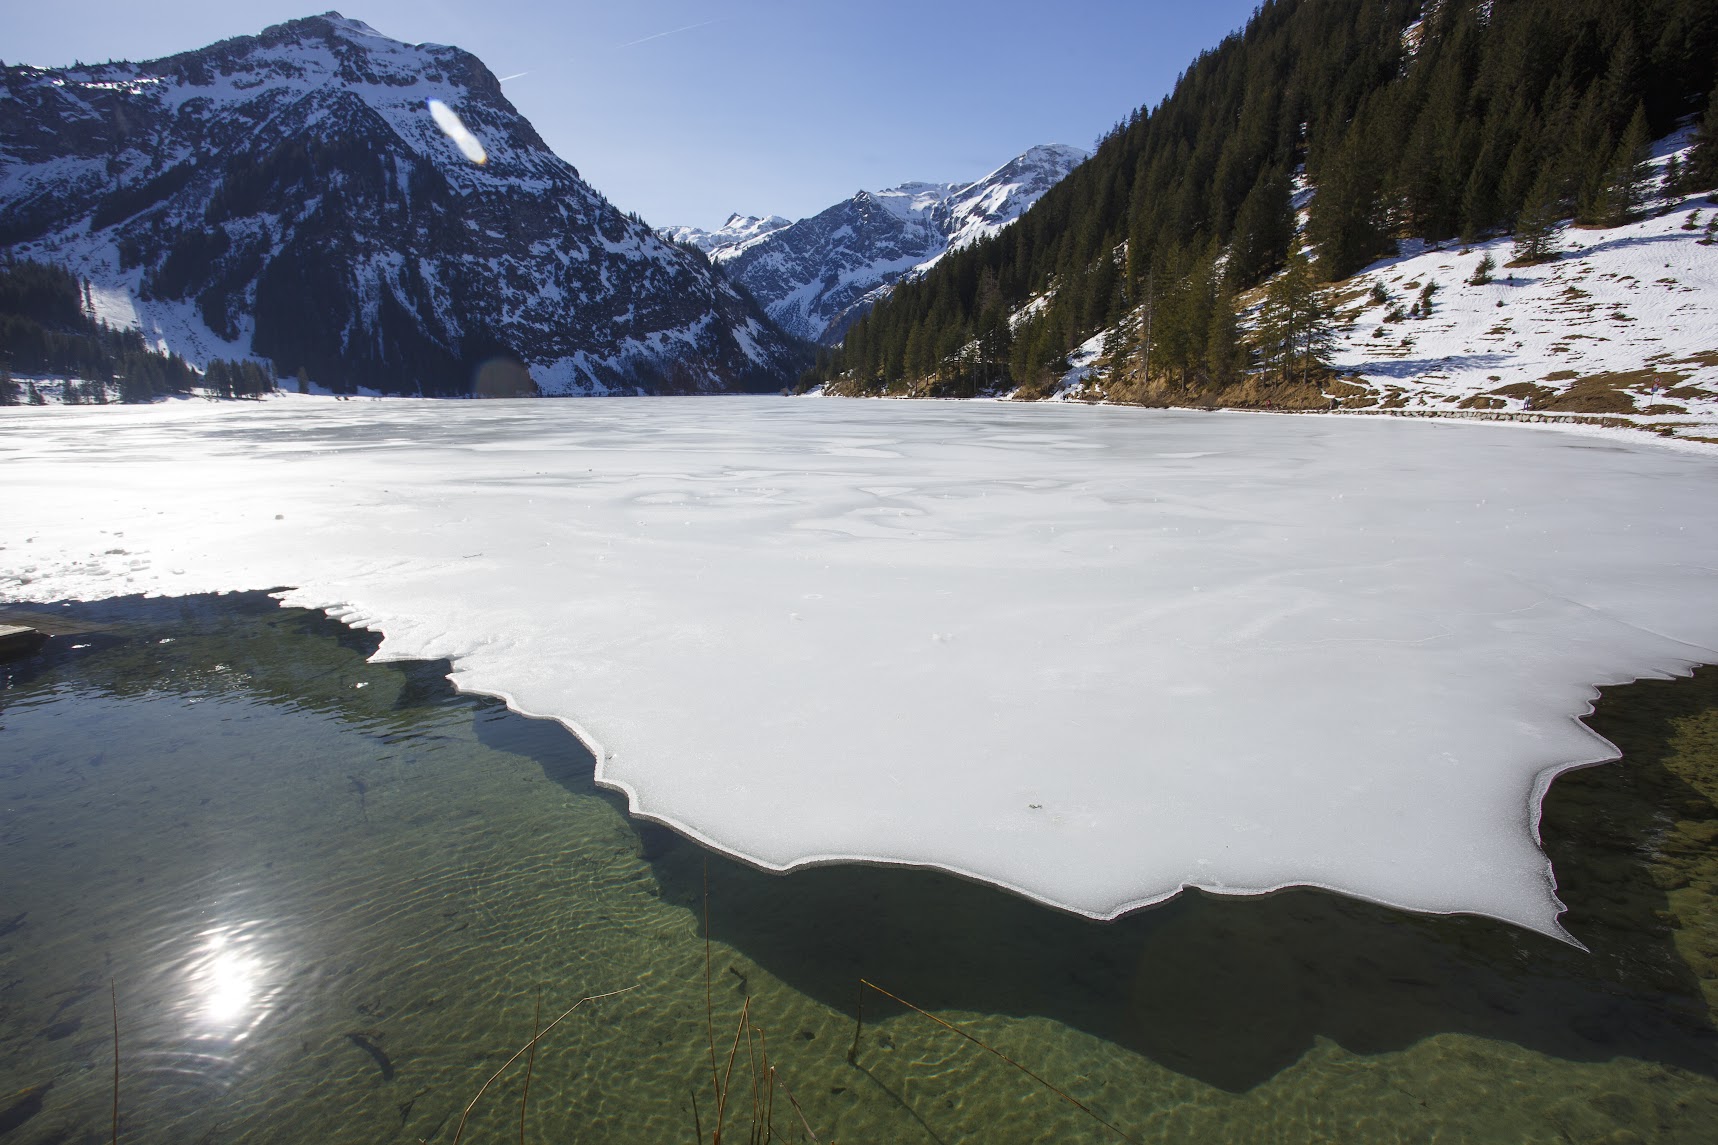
0,257 -> 258,404
806,0 -> 1718,399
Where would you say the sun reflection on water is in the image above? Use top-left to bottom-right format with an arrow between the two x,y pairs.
184,923 -> 277,1042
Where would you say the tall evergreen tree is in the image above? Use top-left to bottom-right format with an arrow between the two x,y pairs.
1599,105 -> 1654,225
1307,110 -> 1392,280
1203,276 -> 1246,386
1510,173 -> 1562,265
1227,168 -> 1295,287
1687,84 -> 1718,192
1253,252 -> 1334,385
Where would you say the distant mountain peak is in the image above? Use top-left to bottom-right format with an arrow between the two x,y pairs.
662,213 -> 793,259
662,144 -> 1087,343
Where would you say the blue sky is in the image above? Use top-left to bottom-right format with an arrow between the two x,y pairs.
8,1 -> 1262,231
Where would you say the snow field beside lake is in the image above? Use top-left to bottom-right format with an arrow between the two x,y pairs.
1329,196 -> 1718,428
1321,130 -> 1718,435
3,398 -> 1716,936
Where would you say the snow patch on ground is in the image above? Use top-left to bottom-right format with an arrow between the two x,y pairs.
1324,190 -> 1718,441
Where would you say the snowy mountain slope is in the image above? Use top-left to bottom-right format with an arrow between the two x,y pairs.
1319,201 -> 1718,440
665,144 -> 1086,344
0,12 -> 802,395
933,144 -> 1091,255
1025,137 -> 1718,446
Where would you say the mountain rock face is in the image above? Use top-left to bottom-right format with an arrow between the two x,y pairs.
666,144 -> 1086,344
0,12 -> 802,394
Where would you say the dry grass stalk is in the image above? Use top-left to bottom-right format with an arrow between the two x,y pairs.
852,978 -> 1140,1144
704,863 -> 720,1106
449,985 -> 638,1145
846,981 -> 864,1064
745,1022 -> 761,1139
712,996 -> 752,1143
702,867 -> 814,1145
757,1026 -> 775,1144
770,1070 -> 818,1144
110,982 -> 119,1145
518,986 -> 541,1145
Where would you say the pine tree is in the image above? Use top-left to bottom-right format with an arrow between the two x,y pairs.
1227,170 -> 1294,288
1662,155 -> 1683,201
0,366 -> 18,406
1599,105 -> 1653,225
1203,277 -> 1245,385
1254,253 -> 1334,385
1510,175 -> 1561,265
972,267 -> 1012,384
1308,121 -> 1391,281
1686,85 -> 1718,193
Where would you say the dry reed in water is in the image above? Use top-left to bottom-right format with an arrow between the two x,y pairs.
698,866 -> 819,1145
849,977 -> 1140,1144
448,985 -> 638,1145
517,986 -> 540,1145
110,982 -> 119,1145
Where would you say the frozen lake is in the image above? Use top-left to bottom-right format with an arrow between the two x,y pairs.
3,397 -> 1717,936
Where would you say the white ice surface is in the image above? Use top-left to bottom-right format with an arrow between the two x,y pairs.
4,398 -> 1717,937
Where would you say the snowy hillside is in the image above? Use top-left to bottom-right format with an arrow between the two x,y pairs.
664,144 -> 1086,344
1319,200 -> 1718,440
1033,137 -> 1718,446
0,12 -> 801,395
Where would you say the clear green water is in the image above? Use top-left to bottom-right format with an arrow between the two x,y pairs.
1,593 -> 1716,1144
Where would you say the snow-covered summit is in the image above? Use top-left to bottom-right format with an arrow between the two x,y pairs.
0,12 -> 801,394
663,143 -> 1087,343
663,213 -> 792,258
938,143 -> 1091,252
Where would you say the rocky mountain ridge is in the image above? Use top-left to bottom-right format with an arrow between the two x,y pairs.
0,11 -> 802,395
665,143 -> 1086,344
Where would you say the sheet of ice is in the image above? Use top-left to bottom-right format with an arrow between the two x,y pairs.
4,398 -> 1716,937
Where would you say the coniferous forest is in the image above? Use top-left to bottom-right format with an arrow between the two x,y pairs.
804,0 -> 1718,400
0,257 -> 273,404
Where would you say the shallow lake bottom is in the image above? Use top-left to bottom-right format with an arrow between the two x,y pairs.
1,591 -> 1716,1143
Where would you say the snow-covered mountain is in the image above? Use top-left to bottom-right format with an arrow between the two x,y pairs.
0,12 -> 802,395
662,213 -> 791,259
667,144 -> 1086,344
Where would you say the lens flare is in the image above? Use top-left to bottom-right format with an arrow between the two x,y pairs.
427,98 -> 487,165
